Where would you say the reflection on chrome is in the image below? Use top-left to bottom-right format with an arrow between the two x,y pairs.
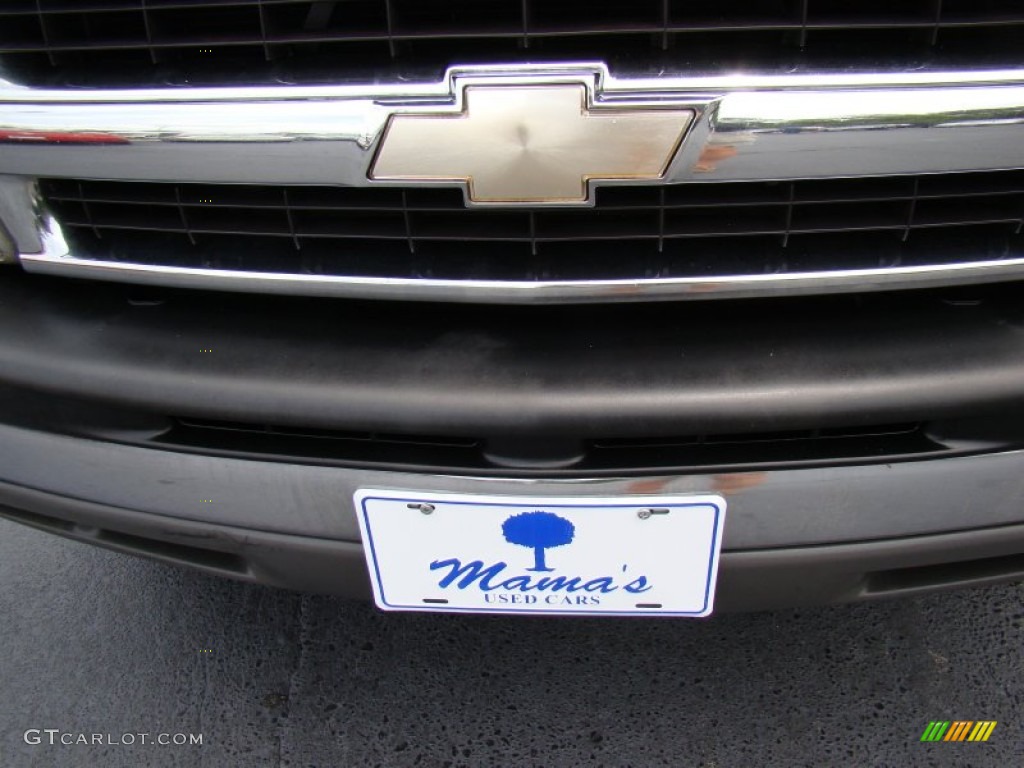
18,237 -> 1024,305
0,65 -> 1020,187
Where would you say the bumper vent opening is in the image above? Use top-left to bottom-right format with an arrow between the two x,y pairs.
868,551 -> 1024,595
161,417 -> 941,474
0,503 -> 249,575
164,417 -> 485,470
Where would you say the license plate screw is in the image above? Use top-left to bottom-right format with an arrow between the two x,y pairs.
407,503 -> 435,515
638,508 -> 669,520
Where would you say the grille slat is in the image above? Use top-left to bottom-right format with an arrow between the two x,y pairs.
39,172 -> 1024,286
2,0 -> 1023,86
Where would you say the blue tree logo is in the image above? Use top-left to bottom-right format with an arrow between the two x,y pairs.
501,511 -> 575,572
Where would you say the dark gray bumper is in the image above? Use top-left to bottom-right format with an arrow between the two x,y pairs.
4,423 -> 1024,611
3,275 -> 1024,610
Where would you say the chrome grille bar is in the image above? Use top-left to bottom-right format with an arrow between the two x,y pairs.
19,241 -> 1024,305
2,66 -> 1024,198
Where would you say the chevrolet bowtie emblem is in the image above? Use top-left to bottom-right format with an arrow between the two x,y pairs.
370,82 -> 695,206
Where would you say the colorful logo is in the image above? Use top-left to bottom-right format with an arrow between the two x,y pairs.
920,721 -> 997,742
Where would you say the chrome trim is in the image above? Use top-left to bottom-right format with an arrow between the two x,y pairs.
6,65 -> 1024,101
705,87 -> 1024,182
0,224 -> 12,264
19,242 -> 1024,304
0,65 -> 1022,190
0,175 -> 42,256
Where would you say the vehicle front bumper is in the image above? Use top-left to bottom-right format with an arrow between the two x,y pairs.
4,274 -> 1024,611
4,422 -> 1024,612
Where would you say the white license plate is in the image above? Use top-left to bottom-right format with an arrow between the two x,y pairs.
355,490 -> 726,617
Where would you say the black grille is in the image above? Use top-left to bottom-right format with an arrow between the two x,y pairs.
1,0 -> 1022,86
39,173 -> 1024,284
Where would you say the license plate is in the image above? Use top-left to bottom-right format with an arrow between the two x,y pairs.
354,490 -> 726,617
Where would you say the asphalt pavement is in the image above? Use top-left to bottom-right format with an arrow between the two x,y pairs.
2,516 -> 1022,768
